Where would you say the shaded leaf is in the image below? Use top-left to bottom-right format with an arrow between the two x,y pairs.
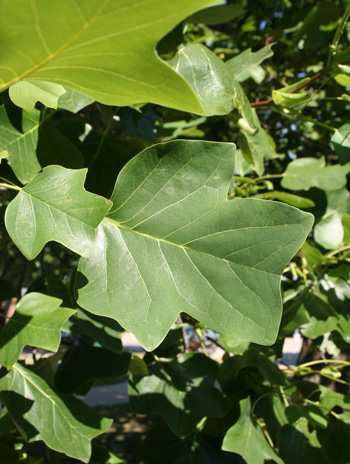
314,188 -> 350,250
75,140 -> 313,350
57,87 -> 94,113
5,165 -> 112,259
129,353 -> 229,438
299,293 -> 338,339
239,108 -> 277,175
332,122 -> 350,164
0,292 -> 74,368
277,418 -> 328,464
9,81 -> 66,113
222,397 -> 283,464
188,2 -> 244,25
0,363 -> 112,462
138,421 -> 240,464
0,0 -> 219,114
317,420 -> 350,464
281,157 -> 350,191
55,346 -> 130,394
0,106 -> 40,184
169,44 -> 235,116
226,44 -> 274,82
37,119 -> 84,169
64,308 -> 124,354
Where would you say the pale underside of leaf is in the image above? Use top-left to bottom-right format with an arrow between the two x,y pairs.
5,166 -> 112,259
76,140 -> 313,350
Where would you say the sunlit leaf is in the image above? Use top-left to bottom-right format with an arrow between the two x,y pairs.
9,81 -> 66,113
5,165 -> 112,259
169,44 -> 235,116
76,140 -> 313,350
0,292 -> 75,368
0,0 -> 219,114
282,157 -> 350,191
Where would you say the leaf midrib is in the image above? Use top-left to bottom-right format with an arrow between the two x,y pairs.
0,0 -> 110,92
104,216 -> 296,276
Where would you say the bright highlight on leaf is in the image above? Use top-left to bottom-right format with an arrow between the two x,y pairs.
0,292 -> 75,368
9,81 -> 66,112
0,0 -> 219,114
76,140 -> 313,351
5,165 -> 112,259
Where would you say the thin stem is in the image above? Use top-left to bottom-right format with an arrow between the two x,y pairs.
0,183 -> 21,191
327,4 -> 350,68
254,173 -> 285,181
298,359 -> 350,369
325,245 -> 350,258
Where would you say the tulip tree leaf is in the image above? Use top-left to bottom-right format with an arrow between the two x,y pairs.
281,157 -> 350,191
5,165 -> 112,260
0,292 -> 75,369
55,346 -> 131,394
169,44 -> 235,116
0,0 -> 219,114
75,140 -> 313,351
314,188 -> 350,250
9,81 -> 66,113
226,44 -> 274,82
64,308 -> 124,354
332,122 -> 350,165
57,87 -> 94,113
0,106 -> 40,184
129,353 -> 229,438
0,363 -> 112,462
222,397 -> 284,464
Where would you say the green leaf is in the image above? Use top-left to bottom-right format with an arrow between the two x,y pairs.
0,363 -> 112,462
0,150 -> 9,161
64,308 -> 124,354
277,418 -> 327,464
226,44 -> 274,82
332,123 -> 350,164
188,2 -> 244,25
272,88 -> 311,109
9,81 -> 66,113
263,191 -> 315,209
82,130 -> 147,198
314,188 -> 350,250
55,346 -> 130,394
0,292 -> 74,369
301,241 -> 323,276
0,106 -> 40,184
57,87 -> 94,113
129,353 -> 229,438
317,420 -> 350,464
138,421 -> 237,464
281,157 -> 350,191
5,165 -> 112,260
299,293 -> 338,339
286,405 -> 328,429
239,108 -> 277,176
37,119 -> 84,169
0,0 -> 219,114
222,397 -> 284,464
169,44 -> 235,116
75,140 -> 313,350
